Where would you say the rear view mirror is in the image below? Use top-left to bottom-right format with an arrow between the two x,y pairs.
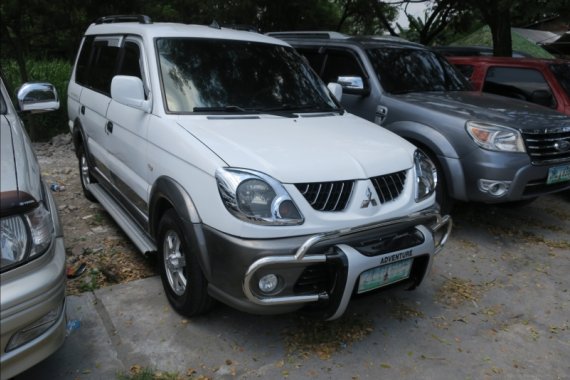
17,83 -> 59,113
327,82 -> 343,102
336,76 -> 370,96
111,75 -> 152,113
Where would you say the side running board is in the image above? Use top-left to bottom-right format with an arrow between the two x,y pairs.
86,183 -> 156,254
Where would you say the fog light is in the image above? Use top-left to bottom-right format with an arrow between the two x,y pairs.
258,274 -> 279,294
6,303 -> 63,352
478,179 -> 511,197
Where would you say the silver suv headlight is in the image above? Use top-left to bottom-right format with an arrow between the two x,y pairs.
414,150 -> 437,203
216,168 -> 304,226
1,204 -> 53,270
466,121 -> 526,153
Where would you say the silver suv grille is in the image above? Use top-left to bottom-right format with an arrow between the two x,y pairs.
295,181 -> 354,211
522,128 -> 570,165
371,170 -> 407,204
295,170 -> 407,212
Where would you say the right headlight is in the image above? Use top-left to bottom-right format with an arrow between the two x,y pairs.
1,204 -> 53,270
215,168 -> 304,226
414,150 -> 437,203
466,121 -> 526,153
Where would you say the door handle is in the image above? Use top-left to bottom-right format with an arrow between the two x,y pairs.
81,105 -> 85,115
106,121 -> 113,134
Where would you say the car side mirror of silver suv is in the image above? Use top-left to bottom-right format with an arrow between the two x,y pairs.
17,83 -> 59,113
111,75 -> 152,113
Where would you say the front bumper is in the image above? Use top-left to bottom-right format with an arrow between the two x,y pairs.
454,149 -> 570,203
204,208 -> 451,320
0,237 -> 67,380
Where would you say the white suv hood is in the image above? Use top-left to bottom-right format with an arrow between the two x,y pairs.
177,113 -> 415,183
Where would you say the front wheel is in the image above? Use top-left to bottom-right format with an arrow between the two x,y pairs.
157,209 -> 213,317
77,145 -> 97,202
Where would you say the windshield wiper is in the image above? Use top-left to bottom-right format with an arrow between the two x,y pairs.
193,105 -> 251,113
257,104 -> 344,114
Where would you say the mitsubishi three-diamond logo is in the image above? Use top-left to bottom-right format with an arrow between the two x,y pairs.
360,187 -> 378,208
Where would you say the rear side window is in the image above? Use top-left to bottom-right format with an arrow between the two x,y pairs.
75,36 -> 121,96
483,67 -> 556,108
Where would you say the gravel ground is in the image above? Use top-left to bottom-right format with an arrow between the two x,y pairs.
35,135 -> 156,295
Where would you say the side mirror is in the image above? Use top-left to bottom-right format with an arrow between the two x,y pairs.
530,89 -> 553,108
17,83 -> 59,113
336,76 -> 370,96
111,75 -> 151,113
327,82 -> 343,102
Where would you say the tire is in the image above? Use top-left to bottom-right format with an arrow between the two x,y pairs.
419,147 -> 454,215
77,145 -> 97,202
157,209 -> 213,317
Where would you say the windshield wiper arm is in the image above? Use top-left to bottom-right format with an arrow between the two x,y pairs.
258,104 -> 344,114
193,105 -> 251,113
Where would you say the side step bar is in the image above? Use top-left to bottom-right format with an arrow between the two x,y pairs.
86,183 -> 156,254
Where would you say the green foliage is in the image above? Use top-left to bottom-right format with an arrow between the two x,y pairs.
452,26 -> 555,58
1,59 -> 72,141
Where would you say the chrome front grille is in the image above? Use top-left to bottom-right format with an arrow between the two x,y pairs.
370,170 -> 407,204
522,128 -> 570,165
295,170 -> 408,212
295,181 -> 354,211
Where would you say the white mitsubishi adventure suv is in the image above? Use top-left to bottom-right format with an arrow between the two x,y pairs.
67,15 -> 451,320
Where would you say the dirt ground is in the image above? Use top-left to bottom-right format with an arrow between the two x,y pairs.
35,135 -> 156,295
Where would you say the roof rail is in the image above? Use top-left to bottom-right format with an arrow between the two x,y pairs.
266,31 -> 349,40
94,15 -> 153,25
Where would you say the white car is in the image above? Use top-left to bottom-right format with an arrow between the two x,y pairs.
67,15 -> 451,320
1,77 -> 66,379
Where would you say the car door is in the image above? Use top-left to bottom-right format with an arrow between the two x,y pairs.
105,37 -> 151,227
77,35 -> 123,185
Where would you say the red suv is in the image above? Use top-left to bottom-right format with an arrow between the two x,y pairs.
446,56 -> 570,115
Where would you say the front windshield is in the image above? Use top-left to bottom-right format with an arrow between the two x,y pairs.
366,47 -> 470,94
156,38 -> 338,114
550,63 -> 570,98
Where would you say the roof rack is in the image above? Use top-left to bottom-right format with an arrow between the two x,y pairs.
94,15 -> 153,25
266,31 -> 349,40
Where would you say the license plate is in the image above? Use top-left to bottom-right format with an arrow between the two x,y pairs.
547,164 -> 570,185
357,258 -> 412,294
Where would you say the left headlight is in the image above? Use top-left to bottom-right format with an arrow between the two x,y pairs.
1,204 -> 54,270
216,168 -> 304,226
466,121 -> 526,153
414,150 -> 437,203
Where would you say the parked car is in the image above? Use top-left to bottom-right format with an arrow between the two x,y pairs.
0,76 -> 66,379
270,32 -> 570,212
445,56 -> 570,115
67,15 -> 451,320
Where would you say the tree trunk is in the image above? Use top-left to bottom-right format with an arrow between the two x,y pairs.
489,12 -> 513,56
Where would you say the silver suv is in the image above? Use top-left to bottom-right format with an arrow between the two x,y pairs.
273,32 -> 570,211
0,77 -> 66,379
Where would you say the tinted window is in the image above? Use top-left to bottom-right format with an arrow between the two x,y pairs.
118,41 -> 142,80
75,36 -> 94,86
454,64 -> 474,79
88,37 -> 121,95
483,67 -> 555,108
366,47 -> 469,94
156,39 -> 337,113
320,50 -> 366,85
0,91 -> 7,115
550,63 -> 570,98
